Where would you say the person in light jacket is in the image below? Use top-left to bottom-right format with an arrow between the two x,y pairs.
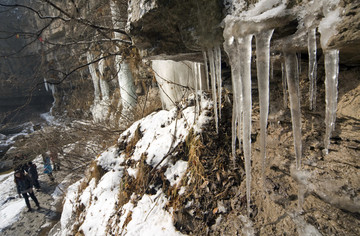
14,170 -> 40,212
42,153 -> 55,182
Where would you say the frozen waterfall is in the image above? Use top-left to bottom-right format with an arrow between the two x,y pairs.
151,60 -> 200,110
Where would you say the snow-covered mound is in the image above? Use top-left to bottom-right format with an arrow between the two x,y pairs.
55,94 -> 212,236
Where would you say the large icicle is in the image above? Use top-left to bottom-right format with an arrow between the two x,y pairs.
202,51 -> 210,90
207,48 -> 219,133
239,35 -> 253,216
215,46 -> 222,119
224,35 -> 242,165
255,29 -> 274,186
318,2 -> 341,155
323,49 -> 339,154
308,28 -> 317,110
284,52 -> 302,170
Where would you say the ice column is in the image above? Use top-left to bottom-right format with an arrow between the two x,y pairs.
224,36 -> 242,164
110,0 -> 137,112
207,47 -> 222,133
215,47 -> 222,119
284,52 -> 302,170
98,56 -> 110,101
87,52 -> 101,101
323,50 -> 339,154
255,29 -> 274,185
239,35 -> 253,215
308,28 -> 317,110
118,62 -> 137,111
192,62 -> 202,116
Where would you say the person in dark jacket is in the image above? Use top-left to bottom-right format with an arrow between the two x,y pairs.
27,161 -> 41,190
14,170 -> 40,212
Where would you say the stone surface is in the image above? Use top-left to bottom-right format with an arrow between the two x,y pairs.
127,0 -> 223,60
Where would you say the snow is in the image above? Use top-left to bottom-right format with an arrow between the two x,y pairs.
164,160 -> 188,186
0,172 -> 25,232
123,190 -> 183,236
79,170 -> 123,235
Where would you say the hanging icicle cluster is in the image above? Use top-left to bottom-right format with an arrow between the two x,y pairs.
223,28 -> 274,216
221,0 -> 342,216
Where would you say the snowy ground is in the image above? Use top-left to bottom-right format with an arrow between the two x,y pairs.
0,171 -> 26,231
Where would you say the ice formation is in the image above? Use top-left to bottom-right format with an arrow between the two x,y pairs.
323,49 -> 339,154
222,0 -> 343,216
281,62 -> 288,107
223,29 -> 255,216
284,52 -> 302,170
110,0 -> 137,113
308,28 -> 317,110
318,1 -> 342,154
151,60 -> 198,110
203,46 -> 222,133
87,52 -> 101,102
255,29 -> 274,184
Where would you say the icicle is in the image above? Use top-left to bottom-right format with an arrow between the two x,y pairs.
202,50 -> 210,91
255,29 -> 274,188
284,52 -> 302,170
238,35 -> 253,216
224,36 -> 242,166
308,28 -> 317,110
44,78 -> 49,92
323,49 -> 339,155
281,62 -> 288,108
196,63 -> 203,112
297,53 -> 301,75
193,62 -> 200,116
270,55 -> 274,81
207,48 -> 219,134
215,46 -> 222,119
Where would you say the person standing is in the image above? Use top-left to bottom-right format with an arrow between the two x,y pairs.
27,161 -> 41,190
42,153 -> 55,182
50,149 -> 60,171
14,170 -> 40,212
